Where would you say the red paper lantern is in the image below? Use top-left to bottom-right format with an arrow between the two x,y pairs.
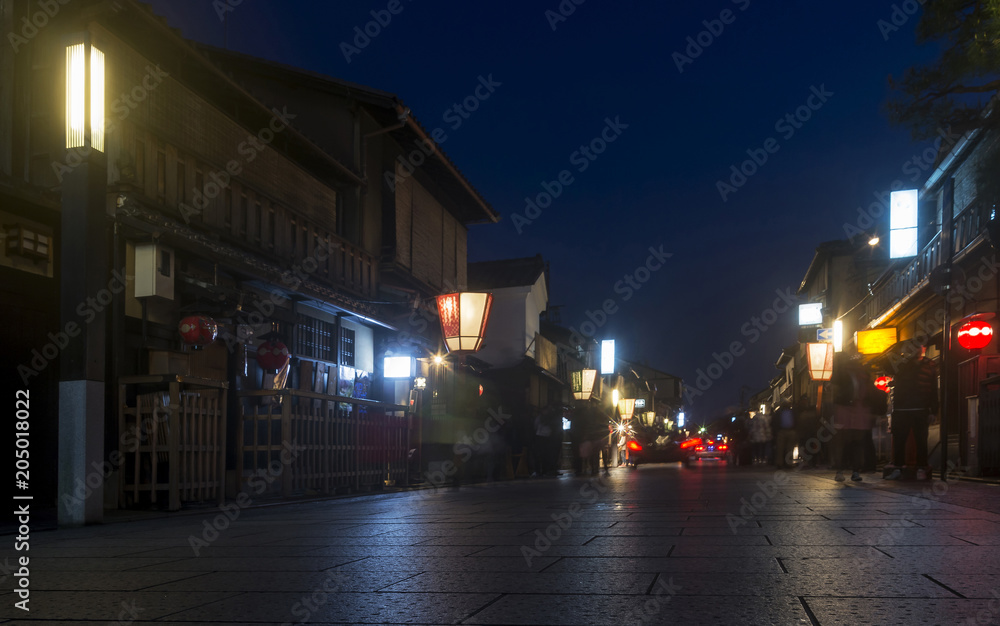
178,315 -> 218,347
257,339 -> 290,371
958,320 -> 994,350
874,376 -> 893,394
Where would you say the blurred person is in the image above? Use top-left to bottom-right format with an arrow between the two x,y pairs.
886,347 -> 938,480
796,394 -> 820,469
830,347 -> 879,482
749,408 -> 772,464
773,400 -> 798,469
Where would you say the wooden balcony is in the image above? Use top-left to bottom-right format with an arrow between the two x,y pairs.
866,201 -> 993,325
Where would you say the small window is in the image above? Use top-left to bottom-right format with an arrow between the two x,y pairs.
341,328 -> 356,367
157,151 -> 166,198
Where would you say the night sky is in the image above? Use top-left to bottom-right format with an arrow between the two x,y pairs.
146,0 -> 941,423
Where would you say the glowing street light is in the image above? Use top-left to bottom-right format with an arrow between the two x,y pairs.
66,39 -> 105,152
436,292 -> 493,353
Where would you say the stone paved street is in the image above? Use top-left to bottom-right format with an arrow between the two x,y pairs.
5,463 -> 1000,625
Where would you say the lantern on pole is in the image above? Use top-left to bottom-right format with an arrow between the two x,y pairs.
66,37 -> 105,152
806,343 -> 835,381
572,369 -> 598,401
435,292 -> 493,353
957,320 -> 994,350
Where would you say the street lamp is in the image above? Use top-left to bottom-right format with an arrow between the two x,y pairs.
435,292 -> 493,353
59,34 -> 109,525
65,38 -> 105,152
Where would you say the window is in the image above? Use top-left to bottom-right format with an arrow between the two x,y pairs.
240,193 -> 248,237
135,140 -> 145,186
341,328 -> 355,367
157,150 -> 166,198
295,315 -> 335,362
176,162 -> 186,205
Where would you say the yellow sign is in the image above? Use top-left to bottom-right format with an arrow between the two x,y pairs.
857,328 -> 897,355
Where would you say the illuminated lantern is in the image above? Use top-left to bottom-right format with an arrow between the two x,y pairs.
572,369 -> 598,401
256,339 -> 290,372
436,292 -> 493,353
957,321 -> 994,350
806,342 -> 834,381
618,398 -> 636,421
874,376 -> 893,394
178,315 -> 217,347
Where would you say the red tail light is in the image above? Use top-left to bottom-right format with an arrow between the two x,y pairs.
718,444 -> 728,451
680,438 -> 702,450
627,440 -> 642,452
695,446 -> 705,452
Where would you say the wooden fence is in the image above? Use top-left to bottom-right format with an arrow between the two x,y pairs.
118,375 -> 228,510
238,389 -> 410,496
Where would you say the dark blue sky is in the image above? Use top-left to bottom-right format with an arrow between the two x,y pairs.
148,0 -> 940,422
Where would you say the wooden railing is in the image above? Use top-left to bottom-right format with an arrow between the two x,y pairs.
866,201 -> 993,324
238,389 -> 410,497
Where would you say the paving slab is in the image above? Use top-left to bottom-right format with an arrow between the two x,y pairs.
11,464 -> 1000,624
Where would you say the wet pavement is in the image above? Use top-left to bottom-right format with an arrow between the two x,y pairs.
5,462 -> 1000,625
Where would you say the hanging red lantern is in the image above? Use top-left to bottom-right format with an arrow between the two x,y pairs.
874,376 -> 892,394
957,320 -> 994,350
256,339 -> 290,371
178,315 -> 218,347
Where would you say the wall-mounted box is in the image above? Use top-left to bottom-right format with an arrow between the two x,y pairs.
134,243 -> 174,300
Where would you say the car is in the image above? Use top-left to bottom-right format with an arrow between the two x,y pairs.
623,429 -> 686,468
680,434 -> 731,467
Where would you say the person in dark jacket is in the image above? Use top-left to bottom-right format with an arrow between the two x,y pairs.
886,347 -> 939,480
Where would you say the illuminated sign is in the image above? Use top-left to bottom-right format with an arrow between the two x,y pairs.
890,189 -> 919,258
634,398 -> 646,408
856,328 -> 897,355
383,356 -> 413,378
600,339 -> 615,374
799,303 -> 823,326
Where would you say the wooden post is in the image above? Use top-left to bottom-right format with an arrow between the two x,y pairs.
281,392 -> 293,498
168,380 -> 181,511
